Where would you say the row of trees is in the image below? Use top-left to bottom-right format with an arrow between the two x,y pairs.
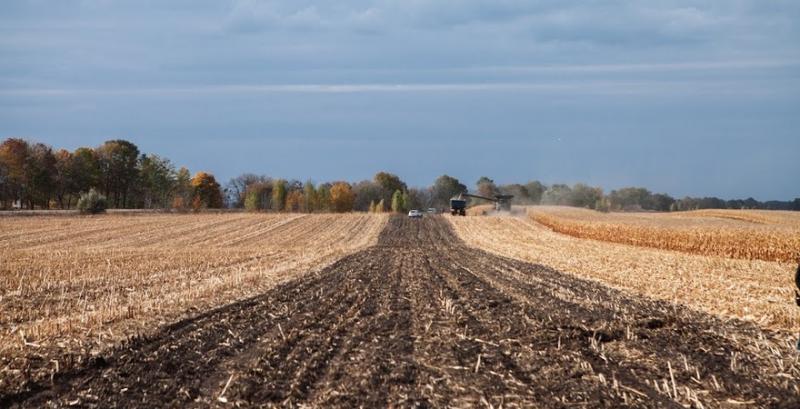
0,137 -> 470,214
4,137 -> 796,213
475,177 -> 800,212
225,172 -> 468,213
236,178 -> 356,213
235,172 -> 799,213
0,138 -> 224,210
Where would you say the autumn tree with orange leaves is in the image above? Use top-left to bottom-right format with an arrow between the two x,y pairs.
285,190 -> 304,212
330,182 -> 354,212
190,171 -> 223,209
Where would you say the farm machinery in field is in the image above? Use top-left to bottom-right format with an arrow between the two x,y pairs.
449,193 -> 514,216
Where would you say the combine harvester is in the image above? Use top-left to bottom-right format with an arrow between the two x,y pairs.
449,193 -> 513,216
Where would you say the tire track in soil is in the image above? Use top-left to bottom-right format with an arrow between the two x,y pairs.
2,216 -> 797,408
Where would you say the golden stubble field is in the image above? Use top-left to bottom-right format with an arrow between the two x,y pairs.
450,207 -> 800,333
0,212 -> 388,391
1,210 -> 799,407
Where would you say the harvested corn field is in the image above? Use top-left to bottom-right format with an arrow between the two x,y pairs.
530,206 -> 800,263
0,213 -> 388,397
2,215 -> 799,408
450,214 -> 799,332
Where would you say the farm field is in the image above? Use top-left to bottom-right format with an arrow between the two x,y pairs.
2,215 -> 798,407
0,213 -> 388,397
451,213 -> 799,332
529,206 -> 800,263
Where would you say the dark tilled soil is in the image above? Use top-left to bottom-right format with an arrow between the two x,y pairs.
2,216 -> 798,408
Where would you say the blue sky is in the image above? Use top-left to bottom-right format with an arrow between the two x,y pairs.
1,0 -> 799,199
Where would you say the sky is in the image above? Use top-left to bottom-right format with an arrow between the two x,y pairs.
1,0 -> 799,200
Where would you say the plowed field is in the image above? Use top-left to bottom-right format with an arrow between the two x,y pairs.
3,216 -> 797,408
0,213 -> 388,397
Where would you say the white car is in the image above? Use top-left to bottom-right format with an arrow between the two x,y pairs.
408,209 -> 423,218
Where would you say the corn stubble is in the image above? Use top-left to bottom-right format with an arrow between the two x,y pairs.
0,213 -> 387,392
449,209 -> 799,332
2,214 -> 798,407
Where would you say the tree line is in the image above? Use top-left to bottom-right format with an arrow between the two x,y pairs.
477,177 -> 800,212
224,172 -> 466,213
3,137 -> 797,213
0,138 -> 223,210
0,138 -> 458,213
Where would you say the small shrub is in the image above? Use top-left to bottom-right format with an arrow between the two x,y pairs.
77,188 -> 108,214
